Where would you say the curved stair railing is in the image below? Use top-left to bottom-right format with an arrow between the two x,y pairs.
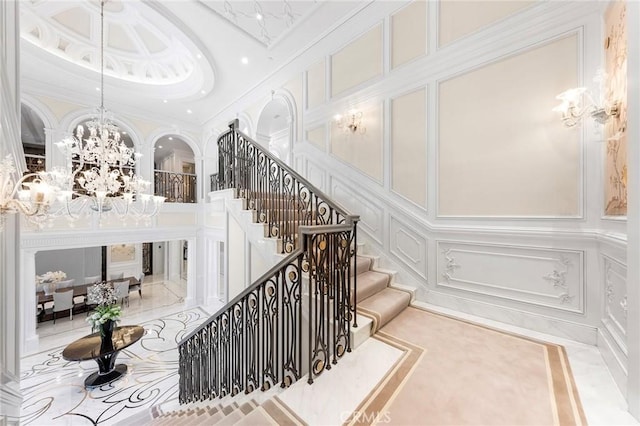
178,120 -> 359,404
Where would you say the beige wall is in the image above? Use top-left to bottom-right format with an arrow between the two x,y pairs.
307,60 -> 326,109
306,125 -> 326,151
392,88 -> 427,207
439,1 -> 533,46
331,24 -> 383,97
391,1 -> 427,69
438,35 -> 579,216
281,74 -> 304,142
330,102 -> 383,182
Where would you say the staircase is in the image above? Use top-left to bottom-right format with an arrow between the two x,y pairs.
161,120 -> 412,423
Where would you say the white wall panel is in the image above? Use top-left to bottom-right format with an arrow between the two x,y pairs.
389,215 -> 428,278
436,241 -> 584,313
306,160 -> 326,192
603,255 -> 628,342
330,176 -> 384,244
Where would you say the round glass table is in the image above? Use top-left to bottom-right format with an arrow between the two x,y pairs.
62,325 -> 144,388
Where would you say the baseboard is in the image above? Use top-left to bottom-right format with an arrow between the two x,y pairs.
421,291 -> 598,345
598,325 -> 628,395
0,379 -> 22,422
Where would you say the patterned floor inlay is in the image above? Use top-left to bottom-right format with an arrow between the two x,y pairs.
20,308 -> 210,425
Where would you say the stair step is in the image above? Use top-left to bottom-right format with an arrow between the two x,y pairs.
358,287 -> 411,331
351,256 -> 372,276
215,409 -> 244,425
235,406 -> 279,425
354,271 -> 390,302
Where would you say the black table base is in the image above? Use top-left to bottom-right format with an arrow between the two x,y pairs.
85,364 -> 128,388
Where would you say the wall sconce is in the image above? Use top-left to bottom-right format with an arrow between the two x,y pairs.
334,110 -> 366,135
553,87 -> 619,127
0,155 -> 56,230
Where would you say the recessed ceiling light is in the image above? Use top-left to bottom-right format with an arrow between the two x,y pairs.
122,131 -> 127,134
241,57 -> 249,65
96,87 -> 100,91
196,53 -> 202,59
168,136 -> 173,140
200,90 -> 206,94
256,13 -> 263,20
163,99 -> 168,103
158,145 -> 163,149
187,109 -> 192,114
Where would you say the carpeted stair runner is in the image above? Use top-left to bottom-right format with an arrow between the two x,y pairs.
351,255 -> 411,332
149,397 -> 305,426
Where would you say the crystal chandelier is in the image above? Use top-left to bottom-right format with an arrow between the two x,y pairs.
51,0 -> 164,220
1,0 -> 164,231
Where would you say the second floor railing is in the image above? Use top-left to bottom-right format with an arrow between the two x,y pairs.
154,170 -> 197,203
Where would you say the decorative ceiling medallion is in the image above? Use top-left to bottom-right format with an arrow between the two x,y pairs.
198,0 -> 318,47
20,0 -> 210,87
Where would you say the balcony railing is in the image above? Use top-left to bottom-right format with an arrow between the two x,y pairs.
154,170 -> 197,203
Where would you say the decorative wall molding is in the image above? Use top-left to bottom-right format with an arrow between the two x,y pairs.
330,175 -> 384,245
389,215 -> 428,279
602,255 -> 627,343
436,241 -> 585,314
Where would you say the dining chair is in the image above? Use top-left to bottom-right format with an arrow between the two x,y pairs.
109,272 -> 124,281
51,289 -> 74,324
114,280 -> 130,307
84,275 -> 101,284
128,274 -> 144,299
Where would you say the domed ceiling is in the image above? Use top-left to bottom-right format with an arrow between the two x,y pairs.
20,0 -> 214,96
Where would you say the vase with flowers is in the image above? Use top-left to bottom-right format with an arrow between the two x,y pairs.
36,270 -> 67,295
86,283 -> 122,351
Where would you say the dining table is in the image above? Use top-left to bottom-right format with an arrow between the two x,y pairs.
36,276 -> 139,306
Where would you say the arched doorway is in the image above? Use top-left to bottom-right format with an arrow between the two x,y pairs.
153,135 -> 197,203
256,98 -> 292,164
21,103 -> 46,172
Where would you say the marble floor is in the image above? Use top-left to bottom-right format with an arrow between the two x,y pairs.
20,293 -> 640,425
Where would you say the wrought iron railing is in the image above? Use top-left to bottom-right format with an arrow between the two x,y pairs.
217,121 -> 352,254
179,225 -> 355,402
154,170 -> 197,203
178,119 -> 359,404
24,153 -> 45,173
210,173 -> 218,192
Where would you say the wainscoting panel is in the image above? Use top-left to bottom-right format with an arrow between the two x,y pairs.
330,176 -> 384,244
603,255 -> 627,345
389,215 -> 428,279
436,241 -> 584,313
307,160 -> 327,192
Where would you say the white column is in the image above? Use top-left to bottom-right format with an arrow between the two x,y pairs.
0,1 -> 23,423
625,0 -> 640,420
21,250 -> 39,354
